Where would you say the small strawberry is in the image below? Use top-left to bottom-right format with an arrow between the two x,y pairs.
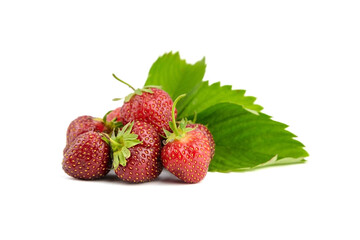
64,114 -> 122,154
106,121 -> 162,183
64,115 -> 106,154
161,95 -> 211,183
106,107 -> 122,122
112,74 -> 175,136
62,131 -> 111,180
186,123 -> 215,159
65,115 -> 105,145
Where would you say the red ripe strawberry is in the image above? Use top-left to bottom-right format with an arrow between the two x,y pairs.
161,95 -> 211,183
112,74 -> 175,136
161,130 -> 211,183
62,131 -> 111,180
106,121 -> 162,183
186,123 -> 215,159
66,115 -> 105,144
106,107 -> 122,122
64,115 -> 106,153
64,114 -> 122,154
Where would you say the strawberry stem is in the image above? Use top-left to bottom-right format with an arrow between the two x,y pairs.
163,94 -> 196,143
112,74 -> 136,91
192,112 -> 197,123
171,94 -> 186,136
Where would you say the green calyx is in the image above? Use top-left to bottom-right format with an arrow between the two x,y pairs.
164,94 -> 196,143
112,74 -> 161,102
102,121 -> 142,169
95,111 -> 123,134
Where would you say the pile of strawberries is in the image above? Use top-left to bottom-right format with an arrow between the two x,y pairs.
62,75 -> 215,183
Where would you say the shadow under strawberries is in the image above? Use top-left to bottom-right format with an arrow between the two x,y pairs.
93,170 -> 186,185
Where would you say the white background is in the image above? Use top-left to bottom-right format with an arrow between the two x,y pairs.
1,1 -> 359,239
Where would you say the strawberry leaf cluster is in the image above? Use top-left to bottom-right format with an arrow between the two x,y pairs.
145,52 -> 309,172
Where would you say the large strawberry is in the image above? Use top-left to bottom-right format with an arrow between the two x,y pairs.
62,131 -> 111,180
161,95 -> 211,183
112,74 -> 175,136
186,123 -> 215,159
105,120 -> 162,183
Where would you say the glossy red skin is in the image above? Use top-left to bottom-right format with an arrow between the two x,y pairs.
115,121 -> 162,183
64,115 -> 105,153
63,131 -> 111,180
120,88 -> 175,136
187,123 -> 215,159
161,130 -> 211,183
106,107 -> 122,122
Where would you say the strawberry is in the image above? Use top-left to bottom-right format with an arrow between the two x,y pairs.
186,123 -> 215,159
62,131 -> 111,180
66,115 -> 105,145
64,115 -> 106,154
112,74 -> 175,136
161,95 -> 211,183
64,114 -> 122,154
106,121 -> 162,183
106,107 -> 122,122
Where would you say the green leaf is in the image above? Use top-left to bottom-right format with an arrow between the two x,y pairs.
142,51 -> 308,172
144,52 -> 262,118
177,81 -> 263,119
248,155 -> 306,170
145,52 -> 206,100
144,85 -> 162,89
194,103 -> 308,172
